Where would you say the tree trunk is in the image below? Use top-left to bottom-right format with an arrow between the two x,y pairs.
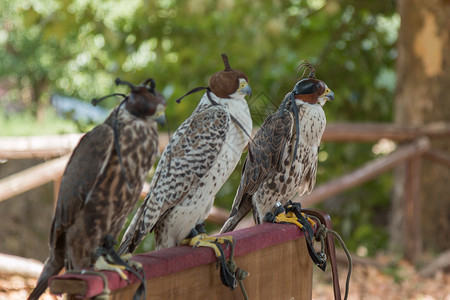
392,0 -> 450,260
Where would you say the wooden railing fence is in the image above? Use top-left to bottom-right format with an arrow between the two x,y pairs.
1,122 -> 449,262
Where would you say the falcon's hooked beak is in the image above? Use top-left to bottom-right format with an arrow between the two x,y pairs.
325,89 -> 335,101
152,104 -> 166,126
238,78 -> 252,99
318,88 -> 334,106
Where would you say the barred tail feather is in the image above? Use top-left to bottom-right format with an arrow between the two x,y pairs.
220,196 -> 253,233
118,205 -> 148,256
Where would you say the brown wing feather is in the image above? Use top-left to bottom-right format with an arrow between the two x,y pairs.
153,106 -> 229,213
222,110 -> 293,232
50,124 -> 114,249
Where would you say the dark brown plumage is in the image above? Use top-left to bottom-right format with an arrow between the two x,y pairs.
28,78 -> 166,300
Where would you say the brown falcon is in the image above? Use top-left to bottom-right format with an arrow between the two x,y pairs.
117,54 -> 252,270
221,62 -> 334,233
29,78 -> 166,300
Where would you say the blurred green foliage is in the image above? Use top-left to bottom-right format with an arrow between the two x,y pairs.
0,0 -> 398,255
0,106 -> 78,135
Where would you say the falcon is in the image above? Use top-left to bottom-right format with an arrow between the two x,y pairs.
221,61 -> 334,233
29,78 -> 166,300
117,54 -> 252,271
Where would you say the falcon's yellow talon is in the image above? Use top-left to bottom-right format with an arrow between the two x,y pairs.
285,211 -> 296,218
114,252 -> 142,269
296,211 -> 316,228
126,258 -> 142,270
94,256 -> 128,280
119,253 -> 142,269
274,212 -> 305,229
181,237 -> 193,246
182,233 -> 234,258
213,235 -> 234,244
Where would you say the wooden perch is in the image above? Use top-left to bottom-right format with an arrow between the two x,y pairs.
49,223 -> 313,299
298,137 -> 431,206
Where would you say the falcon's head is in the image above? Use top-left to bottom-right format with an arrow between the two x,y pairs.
116,78 -> 167,125
92,78 -> 167,125
291,60 -> 334,106
293,78 -> 334,107
209,54 -> 252,100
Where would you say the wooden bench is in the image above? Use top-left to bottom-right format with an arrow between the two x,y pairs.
49,223 -> 313,299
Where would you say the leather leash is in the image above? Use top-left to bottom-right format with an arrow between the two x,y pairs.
302,208 -> 342,300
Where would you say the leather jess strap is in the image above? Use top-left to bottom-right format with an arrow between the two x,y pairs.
301,208 -> 342,300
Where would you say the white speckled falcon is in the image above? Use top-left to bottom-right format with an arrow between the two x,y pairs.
221,61 -> 334,233
118,54 -> 252,262
29,78 -> 166,300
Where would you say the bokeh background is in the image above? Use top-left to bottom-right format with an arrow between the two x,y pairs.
1,0 -> 449,299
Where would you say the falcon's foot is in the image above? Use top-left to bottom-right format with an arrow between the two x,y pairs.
181,223 -> 234,256
181,223 -> 237,289
265,201 -> 316,230
93,253 -> 142,280
181,233 -> 234,257
94,255 -> 128,280
95,235 -> 147,300
120,253 -> 143,270
265,201 -> 328,271
284,201 -> 316,227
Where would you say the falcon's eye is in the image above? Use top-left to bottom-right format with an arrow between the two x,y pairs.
240,82 -> 246,89
293,79 -> 318,95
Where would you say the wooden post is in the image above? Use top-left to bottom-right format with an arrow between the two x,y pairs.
404,155 -> 423,262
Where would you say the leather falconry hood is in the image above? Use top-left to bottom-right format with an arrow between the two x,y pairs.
175,53 -> 249,103
209,54 -> 249,98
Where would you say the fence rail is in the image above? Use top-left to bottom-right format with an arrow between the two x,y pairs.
297,137 -> 431,206
2,122 -> 449,160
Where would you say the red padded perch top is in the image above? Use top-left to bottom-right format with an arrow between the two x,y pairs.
49,223 -> 305,298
